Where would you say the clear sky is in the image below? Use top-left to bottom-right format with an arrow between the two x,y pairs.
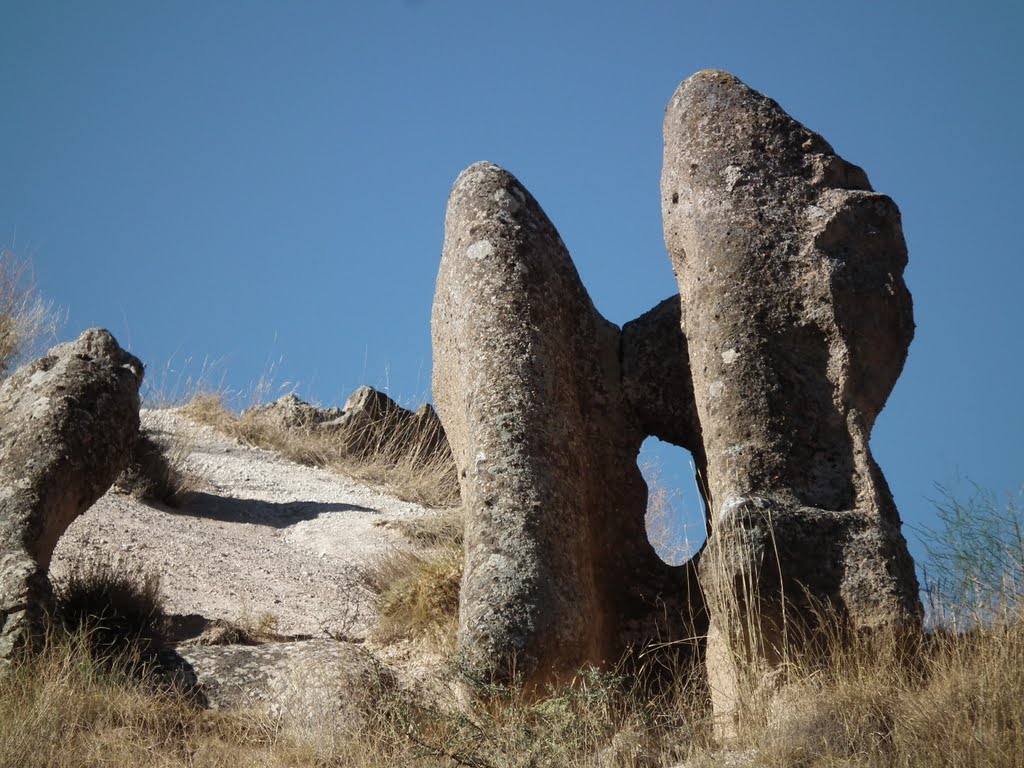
2,2 -> 1021,570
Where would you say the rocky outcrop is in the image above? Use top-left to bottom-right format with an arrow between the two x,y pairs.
433,163 -> 705,690
244,393 -> 344,432
432,72 -> 920,726
245,388 -> 452,466
661,70 -> 920,731
333,386 -> 450,461
0,329 -> 143,666
164,639 -> 394,731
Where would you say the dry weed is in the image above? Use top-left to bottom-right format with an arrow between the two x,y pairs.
367,546 -> 462,645
0,246 -> 60,377
115,427 -> 202,507
53,558 -> 166,660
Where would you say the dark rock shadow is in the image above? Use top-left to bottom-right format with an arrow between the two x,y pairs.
171,491 -> 377,527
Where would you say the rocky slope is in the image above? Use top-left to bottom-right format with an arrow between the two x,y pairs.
52,408 -> 431,643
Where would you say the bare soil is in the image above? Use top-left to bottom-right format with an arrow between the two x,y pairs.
51,408 -> 431,643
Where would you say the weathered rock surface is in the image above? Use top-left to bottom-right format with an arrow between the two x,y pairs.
0,329 -> 143,666
661,70 -> 920,730
244,393 -> 344,432
433,162 -> 704,690
620,294 -> 708,512
245,388 -> 453,467
333,385 -> 451,462
163,639 -> 394,731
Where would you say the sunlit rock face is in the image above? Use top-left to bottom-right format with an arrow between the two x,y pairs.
661,70 -> 920,733
0,329 -> 143,668
430,71 -> 920,729
432,162 -> 704,691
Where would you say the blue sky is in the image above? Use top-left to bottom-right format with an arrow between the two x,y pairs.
2,2 -> 1021,569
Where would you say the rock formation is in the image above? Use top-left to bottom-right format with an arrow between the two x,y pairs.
246,387 -> 453,467
661,70 -> 920,731
0,329 -> 143,667
431,71 -> 921,724
334,385 -> 450,461
162,639 -> 394,731
244,393 -> 344,432
432,162 -> 705,690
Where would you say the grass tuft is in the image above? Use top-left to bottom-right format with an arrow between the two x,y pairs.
53,558 -> 166,660
114,428 -> 202,507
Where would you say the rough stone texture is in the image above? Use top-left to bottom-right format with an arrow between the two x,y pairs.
244,393 -> 343,432
0,329 -> 143,666
244,388 -> 453,467
621,294 -> 709,528
433,162 -> 704,690
661,70 -> 920,730
163,639 -> 394,731
332,385 -> 446,460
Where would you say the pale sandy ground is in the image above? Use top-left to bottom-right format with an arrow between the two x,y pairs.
49,409 -> 703,766
51,408 -> 430,642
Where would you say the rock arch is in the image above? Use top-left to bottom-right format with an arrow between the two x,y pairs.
431,71 -> 921,722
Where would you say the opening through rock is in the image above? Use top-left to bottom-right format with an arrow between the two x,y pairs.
639,437 -> 707,566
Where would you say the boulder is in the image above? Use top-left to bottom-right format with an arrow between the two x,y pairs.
331,385 -> 429,459
661,70 -> 921,732
245,388 -> 453,470
0,329 -> 143,666
162,639 -> 394,734
432,162 -> 704,690
243,393 -> 343,432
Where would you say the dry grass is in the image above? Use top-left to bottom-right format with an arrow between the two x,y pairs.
5,588 -> 1024,766
0,631 -> 697,768
0,632 -> 312,768
53,558 -> 166,660
181,392 -> 459,508
365,506 -> 464,645
686,617 -> 1024,768
15,397 -> 1022,766
114,428 -> 202,507
0,246 -> 60,378
368,546 -> 463,645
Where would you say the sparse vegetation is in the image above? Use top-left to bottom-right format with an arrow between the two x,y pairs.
0,246 -> 60,378
5,519 -> 1024,766
920,483 -> 1024,624
114,428 -> 202,507
182,392 -> 459,508
53,558 -> 166,660
366,507 -> 464,645
11,402 -> 1024,767
368,546 -> 462,645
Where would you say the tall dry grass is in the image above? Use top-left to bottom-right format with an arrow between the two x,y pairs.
4,483 -> 1024,765
114,428 -> 202,507
0,246 -> 60,378
364,506 -> 464,646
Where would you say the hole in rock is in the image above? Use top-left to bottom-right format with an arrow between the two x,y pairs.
639,437 -> 707,566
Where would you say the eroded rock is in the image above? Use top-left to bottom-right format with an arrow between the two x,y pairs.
245,388 -> 453,468
0,329 -> 143,666
433,162 -> 703,690
661,70 -> 920,732
244,393 -> 344,432
164,639 -> 394,732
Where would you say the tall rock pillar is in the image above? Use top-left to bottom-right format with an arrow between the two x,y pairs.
660,70 -> 921,732
433,163 -> 703,691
